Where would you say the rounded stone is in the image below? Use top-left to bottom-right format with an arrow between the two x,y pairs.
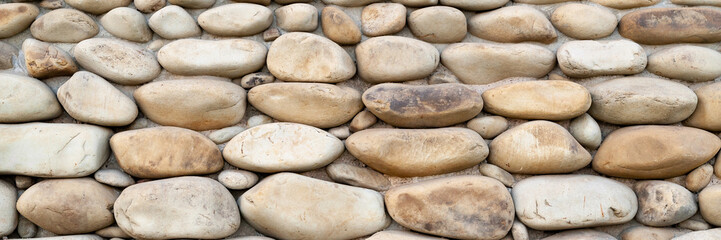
479,163 -> 514,187
321,6 -> 361,45
237,72 -> 274,89
467,116 -> 508,139
0,180 -> 16,236
0,3 -> 39,38
328,126 -> 349,139
686,164 -> 714,192
408,6 -> 467,43
158,39 -> 267,78
17,216 -> 35,238
699,185 -> 721,226
74,38 -> 161,85
361,3 -> 406,37
326,162 -> 391,191
0,73 -> 62,123
198,3 -> 273,37
65,0 -> 131,14
0,42 -> 16,70
217,169 -> 258,190
551,4 -> 617,40
367,230 -> 445,240
542,229 -> 616,240
275,3 -> 318,32
246,114 -> 273,128
673,229 -> 721,240
469,6 -> 557,44
57,71 -> 138,126
557,40 -> 647,78
672,0 -> 721,6
321,0 -> 382,7
168,0 -> 215,8
619,226 -> 675,240
30,9 -> 98,43
134,0 -> 165,13
648,46 -> 721,82
634,181 -> 697,226
619,8 -> 721,44
569,113 -> 602,150
440,0 -> 508,11
590,0 -> 661,8
391,0 -> 436,7
482,80 -> 591,120
685,82 -> 721,131
148,5 -> 201,39
22,38 -> 78,79
93,169 -> 135,188
267,32 -> 355,83
207,126 -> 245,144
95,226 -> 129,238
356,36 -> 439,83
350,110 -> 377,132
100,7 -> 152,42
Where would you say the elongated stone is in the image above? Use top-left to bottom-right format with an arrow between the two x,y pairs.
356,36 -> 439,83
619,8 -> 721,44
0,73 -> 62,123
482,80 -> 591,120
267,32 -> 355,83
158,39 -> 267,78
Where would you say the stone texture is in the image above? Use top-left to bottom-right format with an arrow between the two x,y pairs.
619,8 -> 721,44
361,3 -> 406,37
687,164 -> 713,192
482,80 -> 590,120
408,6 -> 467,43
57,71 -> 138,126
557,40 -> 647,78
569,113 -> 602,150
542,229 -> 616,240
0,42 -> 16,70
322,6 -> 361,45
134,0 -> 165,13
237,72 -> 274,89
551,4 -> 617,40
0,180 -> 16,236
440,0 -> 508,11
148,5 -> 201,39
329,126 -> 349,139
321,0 -> 382,7
515,0 -> 575,3
673,229 -> 721,240
469,6 -> 557,44
591,0 -> 660,8
217,169 -> 258,190
23,38 -> 77,79
246,114 -> 273,128
93,169 -> 135,188
198,3 -> 273,36
30,9 -> 98,43
391,0 -> 436,7
208,126 -> 245,144
479,163 -> 514,187
74,38 -> 161,85
678,219 -> 711,231
158,39 -> 266,78
648,46 -> 721,82
673,0 -> 721,5
267,32 -> 355,83
101,7 -> 152,42
700,185 -> 721,226
0,3 -> 39,38
65,0 -> 131,14
95,226 -> 129,238
350,110 -> 377,132
356,36 -> 439,83
17,216 -> 35,238
0,73 -> 62,123
620,226 -> 675,240
326,162 -> 391,191
685,82 -> 721,131
635,181 -> 697,226
367,230 -> 445,240
169,0 -> 215,8
467,116 -> 508,139
275,3 -> 318,32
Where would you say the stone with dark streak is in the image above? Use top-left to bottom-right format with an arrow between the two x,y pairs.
619,8 -> 721,45
634,181 -> 697,227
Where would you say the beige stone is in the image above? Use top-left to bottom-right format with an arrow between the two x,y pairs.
620,226 -> 675,240
390,0 -> 436,7
542,230 -> 616,240
74,38 -> 161,85
619,8 -> 721,44
237,72 -> 274,89
217,169 -> 258,190
591,0 -> 660,8
673,0 -> 721,6
95,226 -> 129,238
233,0 -> 271,4
569,113 -> 602,149
198,3 -> 273,36
635,181 -> 697,226
0,3 -> 39,38
168,0 -> 215,8
0,42 -> 16,70
685,82 -> 721,131
361,3 -> 406,37
158,39 -> 266,78
57,71 -> 138,126
100,8 -> 152,42
321,0 -> 382,7
30,9 -> 98,43
673,229 -> 721,240
326,162 -> 391,191
275,3 -> 318,32
687,164 -> 713,192
467,116 -> 508,139
648,46 -> 721,82
322,6 -> 361,45
65,0 -> 131,14
678,219 -> 711,231
0,180 -> 16,236
482,80 -> 590,120
551,4 -> 617,40
440,0 -> 507,11
557,40 -> 647,78
479,163 -> 514,187
350,110 -> 377,132
134,0 -> 165,13
93,169 -> 135,188
408,6 -> 466,43
367,230 -> 446,240
0,73 -> 61,123
700,185 -> 721,226
208,126 -> 245,144
267,32 -> 355,83
148,5 -> 201,39
23,39 -> 77,79
356,36 -> 439,83
469,6 -> 557,44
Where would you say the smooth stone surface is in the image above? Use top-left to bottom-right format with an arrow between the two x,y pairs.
557,40 -> 647,78
326,162 -> 391,191
240,173 -> 390,240
512,221 -> 529,240
101,7 -> 152,42
114,177 -> 240,239
479,163 -> 515,187
148,5 -> 201,39
223,122 -> 343,173
93,169 -> 135,188
65,0 -> 131,14
361,3 -> 406,37
648,46 -> 721,82
673,0 -> 721,5
208,126 -> 245,144
686,164 -> 713,192
17,178 -> 119,234
356,36 -> 439,83
678,219 -> 711,231
0,3 -> 39,38
593,125 -> 721,179
408,6 -> 467,43
169,0 -> 215,8
542,229 -> 616,240
569,113 -> 602,149
111,126 -> 223,178
267,32 -> 355,83
391,0 -> 436,7
489,121 -> 591,174
0,42 -> 16,69
591,0 -> 660,8
467,116 -> 508,139
17,216 -> 35,238
15,176 -> 32,189
620,226 -> 675,240
685,82 -> 721,131
275,3 -> 317,32
350,109 -> 377,132
30,9 -> 98,43
385,175 -> 514,239
134,79 -> 247,131
700,185 -> 721,226
367,230 -> 445,240
158,39 -> 266,78
248,83 -> 363,128
515,0 -> 575,3
588,77 -> 697,125
237,72 -> 274,89
134,0 -> 165,13
57,71 -> 138,126
440,0 -> 508,11
346,128 -> 488,177
514,175 -> 637,230
217,169 -> 258,190
672,229 -> 721,240
551,4 -> 617,40
482,80 -> 591,120
442,42 -> 555,85
246,114 -> 273,128
328,126 -> 349,139
619,8 -> 721,44
95,226 -> 130,238
322,6 -> 361,45
198,3 -> 273,36
23,38 -> 77,79
363,83 -> 483,128
74,38 -> 161,85
321,0 -> 382,6
635,181 -> 697,226
0,73 -> 62,123
0,180 -> 16,236
469,6 -> 557,44
0,123 -> 112,177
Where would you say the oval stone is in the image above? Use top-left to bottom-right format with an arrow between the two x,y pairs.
590,0 -> 660,8
267,32 -> 355,83
441,42 -> 555,85
673,0 -> 721,6
65,0 -> 131,14
557,40 -> 647,78
482,80 -> 591,120
513,175 -> 637,230
30,9 -> 98,43
114,177 -> 240,239
440,0 -> 508,11
685,82 -> 721,131
100,7 -> 152,42
391,0 -> 437,7
158,39 -> 267,78
0,3 -> 39,38
367,230 -> 445,240
648,46 -> 721,82
619,8 -> 721,45
0,73 -> 62,123
346,128 -> 488,177
23,38 -> 78,79
197,3 -> 273,36
542,230 -> 617,240
321,6 -> 361,45
408,6 -> 467,43
588,77 -> 697,125
362,83 -> 483,128
673,229 -> 721,240
223,123 -> 343,173
489,121 -> 591,174
17,178 -> 119,235
385,175 -> 514,239
0,123 -> 112,177
356,36 -> 439,83
168,0 -> 215,8
57,71 -> 138,127
634,181 -> 697,226
276,3 -> 318,32
551,4 -> 617,40
134,79 -> 247,131
247,83 -> 363,128
593,125 -> 721,179
469,6 -> 557,44
0,180 -> 16,236
699,185 -> 721,226
148,5 -> 201,39
321,0 -> 382,6
361,3 -> 406,37
74,38 -> 161,85
240,173 -> 390,240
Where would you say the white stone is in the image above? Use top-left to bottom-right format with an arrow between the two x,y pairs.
267,32 -> 355,83
148,5 -> 201,39
0,180 -> 17,236
557,40 -> 647,78
57,71 -> 139,127
157,39 -> 267,78
198,3 -> 273,36
217,169 -> 258,190
0,73 -> 62,123
74,38 -> 161,85
207,126 -> 245,144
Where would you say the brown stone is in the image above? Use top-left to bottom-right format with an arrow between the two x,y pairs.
469,6 -> 557,44
0,3 -> 39,38
686,164 -> 713,192
22,39 -> 77,79
482,80 -> 591,121
321,6 -> 361,45
685,82 -> 721,131
619,8 -> 721,45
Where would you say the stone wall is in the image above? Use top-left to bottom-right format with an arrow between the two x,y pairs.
1,0 -> 721,239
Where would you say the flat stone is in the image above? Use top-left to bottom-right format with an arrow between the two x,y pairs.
234,0 -> 271,4
0,73 -> 62,123
440,0 -> 508,11
158,39 -> 266,78
700,185 -> 721,226
619,8 -> 721,44
101,7 -> 152,42
74,38 -> 161,85
588,77 -> 697,125
237,72 -> 274,89
385,175 -> 513,239
111,126 -> 224,178
208,126 -> 245,144
65,0 -> 131,14
263,28 -> 280,41
148,5 -> 201,39
363,83 -> 483,128
686,164 -> 713,192
569,113 -> 602,150
591,0 -> 660,8
247,83 -> 363,128
678,219 -> 711,231
114,177 -> 240,239
0,180 -> 16,236
391,0 -> 436,7
217,169 -> 258,190
57,71 -> 138,126
557,40 -> 647,78
648,46 -> 721,82
346,128 -> 488,177
467,116 -> 508,139
593,125 -> 721,179
635,181 -> 697,226
326,162 -> 391,191
673,0 -> 721,6
168,0 -> 215,8
223,122 -> 343,173
240,173 -> 389,239
367,230 -> 445,240
134,0 -> 165,13
322,6 -> 361,45
246,114 -> 273,128
26,235 -> 103,240
356,36 -> 439,83
361,3 -> 406,37
30,9 -> 98,43
321,0 -> 382,6
482,80 -> 591,120
275,3 -> 318,32
441,42 -> 555,85
0,42 -> 16,69
479,163 -> 514,187
350,110 -> 377,132
134,79 -> 247,131
489,121 -> 591,174
673,229 -> 721,240
551,4 -> 617,40
541,229 -> 616,240
267,32 -> 355,83
17,178 -> 119,234
328,126 -> 349,139
198,3 -> 273,36
23,38 -> 77,79
469,6 -> 557,44
0,3 -> 39,38
620,226 -> 675,240
686,82 -> 721,131
93,169 -> 135,188
408,6 -> 467,43
95,226 -> 130,238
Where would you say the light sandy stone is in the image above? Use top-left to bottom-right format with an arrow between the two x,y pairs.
218,169 -> 258,190
672,229 -> 721,240
0,42 -> 16,70
39,0 -> 64,9
385,175 -> 514,239
23,235 -> 104,240
440,0 -> 507,11
114,177 -> 240,239
469,6 -> 557,44
542,229 -> 616,240
489,121 -> 591,174
276,3 -> 317,32
322,6 -> 361,45
648,46 -> 721,82
328,126 -> 349,139
390,0 -> 436,7
356,36 -> 439,83
619,8 -> 721,45
65,0 -> 131,14
557,40 -> 647,78
17,178 -> 119,234
0,3 -> 39,38
0,180 -> 16,236
346,128 -> 488,177
30,9 -> 98,43
350,110 -> 377,132
635,181 -> 697,226
479,163 -> 514,187
267,32 -> 355,83
208,126 -> 245,144
93,169 -> 135,188
0,73 -> 62,123
591,0 -> 661,8
594,125 -> 721,179
57,71 -> 138,126
673,0 -> 721,6
620,226 -> 675,240
158,39 -> 266,78
134,0 -> 165,13
482,80 -> 590,120
687,164 -> 714,192
467,116 -> 508,139
134,79 -> 247,131
408,6 -> 466,43
274,0 -> 312,4
198,3 -> 273,36
569,113 -> 602,150
679,219 -> 711,231
247,114 -> 273,128
223,122 -> 343,173
511,221 -> 529,240
248,83 -> 363,128
169,0 -> 215,8
700,185 -> 721,226
321,0 -> 382,7
237,72 -> 274,89
23,38 -> 77,79
227,236 -> 275,240
361,3 -> 406,37
367,230 -> 446,240
148,5 -> 201,39
514,175 -> 637,230
74,38 -> 161,85
686,82 -> 721,131
442,42 -> 555,85
100,7 -> 152,42
95,226 -> 130,238
326,162 -> 391,191
240,173 -> 390,240
17,216 -> 36,238
233,0 -> 271,5
588,77 -> 697,125
551,4 -> 617,40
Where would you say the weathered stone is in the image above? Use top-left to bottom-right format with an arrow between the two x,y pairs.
237,72 -> 274,89
134,0 -> 165,13
482,80 -> 590,120
515,0 -> 575,3
593,125 -> 721,179
158,39 -> 266,78
557,40 -> 647,78
26,235 -> 103,240
169,0 -> 215,8
95,226 -> 130,238
0,42 -> 16,69
321,0 -> 382,7
440,0 -> 507,11
673,229 -> 721,240
620,226 -> 675,240
619,8 -> 721,44
100,7 -> 152,42
542,229 -> 616,240
687,164 -> 713,192
93,169 -> 135,188
0,3 -> 39,38
322,6 -> 361,45
367,230 -> 445,240
65,0 -> 131,14
686,82 -> 721,131
275,3 -> 318,32
326,162 -> 391,191
569,113 -> 602,150
479,163 -> 514,187
408,6 -> 467,43
361,3 -> 406,37
635,181 -> 697,226
672,0 -> 721,6
385,175 -> 514,239
15,176 -> 32,189
23,39 -> 77,79
391,0 -> 436,7
0,73 -> 62,123
591,0 -> 660,8
74,38 -> 161,85
39,0 -> 64,9
648,46 -> 721,82
233,0 -> 271,5
208,126 -> 245,144
551,4 -> 617,40
198,3 -> 273,36
57,71 -> 138,126
511,221 -> 529,240
30,9 -> 98,43
0,180 -> 16,236
469,6 -> 557,44
217,169 -> 258,190
148,5 -> 201,39
467,116 -> 508,139
356,36 -> 439,83
346,128 -> 488,177
267,32 -> 355,83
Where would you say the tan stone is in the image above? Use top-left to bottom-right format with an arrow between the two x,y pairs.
569,113 -> 602,149
557,40 -> 647,78
685,82 -> 721,131
157,39 -> 267,78
648,46 -> 721,82
237,72 -> 274,89
591,0 -> 660,8
100,7 -> 152,42
700,185 -> 721,226
267,32 -> 355,83
74,38 -> 161,85
349,110 -> 377,132
30,9 -> 98,43
678,219 -> 711,231
361,3 -> 406,37
356,36 -> 439,83
22,39 -> 77,79
148,5 -> 201,39
620,226 -> 675,240
367,230 -> 446,240
619,8 -> 721,45
134,0 -> 165,13
57,71 -> 138,126
542,230 -> 616,240
408,6 -> 467,43
168,0 -> 215,8
0,3 -> 39,38
551,4 -> 617,40
322,6 -> 360,45
65,0 -> 131,14
95,226 -> 129,238
479,163 -> 514,187
469,6 -> 557,44
93,169 -> 134,188
233,0 -> 271,4
275,3 -> 317,32
482,80 -> 591,120
686,164 -> 713,192
467,116 -> 508,139
390,0 -> 436,7
321,0 -> 382,7
0,42 -> 16,70
197,3 -> 273,36
634,181 -> 697,226
673,0 -> 721,6
326,162 -> 391,191
440,0 -> 507,11
217,169 -> 258,190
0,73 -> 61,123
673,229 -> 721,240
